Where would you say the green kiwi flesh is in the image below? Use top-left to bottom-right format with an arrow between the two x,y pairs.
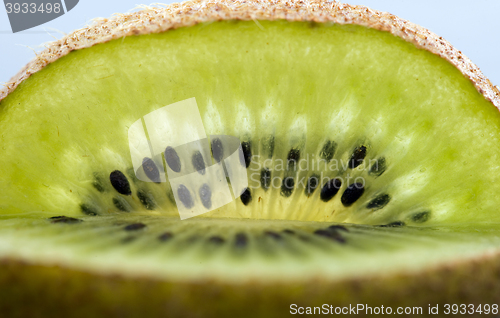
1,20 -> 500,225
1,18 -> 500,314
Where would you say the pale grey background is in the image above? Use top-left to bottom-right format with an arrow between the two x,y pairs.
1,1 -> 499,85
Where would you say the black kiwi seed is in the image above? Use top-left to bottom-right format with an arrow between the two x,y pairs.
49,215 -> 66,220
265,231 -> 282,241
369,157 -> 387,177
92,173 -> 105,193
199,183 -> 212,209
191,150 -> 206,175
283,229 -> 295,235
263,136 -> 275,158
328,225 -> 349,232
158,232 -> 173,242
287,148 -> 300,171
240,141 -> 252,168
379,221 -> 405,228
319,140 -> 337,162
165,146 -> 181,173
110,170 -> 132,195
367,194 -> 391,210
113,197 -> 130,212
142,157 -> 161,183
368,157 -> 387,177
305,174 -> 319,196
320,178 -> 342,202
137,190 -> 156,210
314,229 -> 346,244
211,138 -> 224,163
208,236 -> 225,245
49,216 -> 66,219
80,203 -> 98,216
341,183 -> 365,207
280,177 -> 295,197
411,211 -> 430,223
260,168 -> 271,191
177,185 -> 194,209
349,146 -> 367,169
240,188 -> 252,205
49,216 -> 82,224
124,223 -> 146,231
235,232 -> 248,248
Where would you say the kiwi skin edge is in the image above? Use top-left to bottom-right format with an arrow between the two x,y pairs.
1,0 -> 500,316
0,255 -> 499,317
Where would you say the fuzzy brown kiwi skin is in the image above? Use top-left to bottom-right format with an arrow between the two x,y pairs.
0,255 -> 499,318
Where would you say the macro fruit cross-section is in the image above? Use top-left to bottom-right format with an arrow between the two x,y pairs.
0,0 -> 499,317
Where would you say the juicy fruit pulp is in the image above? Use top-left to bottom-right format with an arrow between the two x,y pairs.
1,20 -> 500,226
1,14 -> 500,307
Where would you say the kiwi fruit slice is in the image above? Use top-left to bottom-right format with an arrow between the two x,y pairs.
1,0 -> 500,316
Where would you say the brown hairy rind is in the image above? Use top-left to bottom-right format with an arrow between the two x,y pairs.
0,251 -> 499,317
1,0 -> 499,108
